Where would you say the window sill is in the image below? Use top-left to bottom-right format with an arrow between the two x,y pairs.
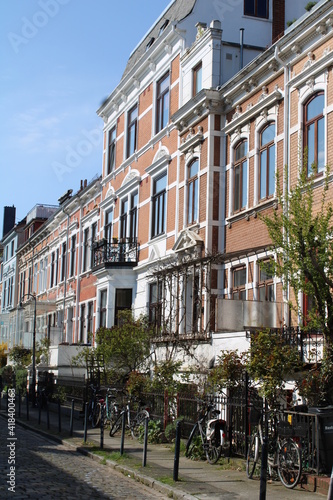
226,197 -> 278,227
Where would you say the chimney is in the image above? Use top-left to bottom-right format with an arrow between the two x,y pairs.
272,0 -> 285,43
3,205 -> 16,238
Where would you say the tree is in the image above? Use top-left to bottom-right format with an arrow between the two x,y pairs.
95,310 -> 153,377
208,350 -> 247,393
262,166 -> 333,339
0,342 -> 7,368
262,165 -> 333,404
247,330 -> 301,407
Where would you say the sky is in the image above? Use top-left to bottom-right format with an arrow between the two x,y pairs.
0,0 -> 170,237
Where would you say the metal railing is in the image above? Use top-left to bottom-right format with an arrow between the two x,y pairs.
92,238 -> 138,268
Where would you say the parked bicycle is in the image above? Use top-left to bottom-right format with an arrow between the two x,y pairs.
87,384 -> 104,428
246,407 -> 302,489
104,387 -> 122,426
185,400 -> 228,464
109,396 -> 149,439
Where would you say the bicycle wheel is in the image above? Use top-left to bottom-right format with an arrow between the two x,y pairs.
109,413 -> 122,437
246,433 -> 260,479
91,402 -> 100,428
186,423 -> 200,458
131,410 -> 149,439
277,438 -> 302,489
206,440 -> 222,464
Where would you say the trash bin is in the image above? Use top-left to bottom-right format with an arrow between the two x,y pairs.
309,406 -> 333,473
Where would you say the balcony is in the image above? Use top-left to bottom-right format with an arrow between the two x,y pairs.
216,298 -> 285,332
92,238 -> 138,270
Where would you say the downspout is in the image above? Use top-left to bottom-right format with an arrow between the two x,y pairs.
240,28 -> 244,70
274,44 -> 290,326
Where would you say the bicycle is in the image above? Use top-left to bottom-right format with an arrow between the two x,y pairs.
104,388 -> 122,426
87,384 -> 103,428
246,408 -> 302,489
109,397 -> 149,439
185,400 -> 227,464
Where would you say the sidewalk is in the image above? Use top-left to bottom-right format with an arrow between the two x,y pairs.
0,396 -> 328,499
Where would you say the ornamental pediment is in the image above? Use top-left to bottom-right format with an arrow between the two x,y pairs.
173,229 -> 203,254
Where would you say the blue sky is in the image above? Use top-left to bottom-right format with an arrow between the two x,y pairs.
0,0 -> 169,237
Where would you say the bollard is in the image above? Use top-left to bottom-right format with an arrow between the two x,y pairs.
58,399 -> 62,432
69,399 -> 74,436
38,400 -> 41,425
46,400 -> 50,430
18,391 -> 21,418
26,393 -> 29,421
100,404 -> 104,449
259,436 -> 268,500
120,410 -> 126,455
173,420 -> 182,481
84,402 -> 88,443
142,415 -> 149,467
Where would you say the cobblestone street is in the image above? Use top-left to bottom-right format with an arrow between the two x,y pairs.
0,424 -> 168,499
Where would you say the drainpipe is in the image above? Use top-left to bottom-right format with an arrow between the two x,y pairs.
274,44 -> 290,326
240,28 -> 244,70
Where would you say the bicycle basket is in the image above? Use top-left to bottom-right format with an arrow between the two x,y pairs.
293,421 -> 308,437
277,421 -> 294,437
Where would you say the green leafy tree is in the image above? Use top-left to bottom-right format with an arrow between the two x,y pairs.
9,344 -> 32,368
208,350 -> 247,393
96,310 -> 153,376
247,330 -> 301,407
261,165 -> 333,404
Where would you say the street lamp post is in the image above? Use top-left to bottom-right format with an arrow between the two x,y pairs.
20,293 -> 37,406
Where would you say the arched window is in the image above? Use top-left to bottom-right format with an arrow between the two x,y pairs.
259,123 -> 275,200
304,92 -> 325,176
187,159 -> 199,225
234,140 -> 248,212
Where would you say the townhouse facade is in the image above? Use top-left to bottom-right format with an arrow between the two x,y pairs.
1,0 -> 331,379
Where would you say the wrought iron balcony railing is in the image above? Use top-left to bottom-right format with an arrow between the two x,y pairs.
92,238 -> 138,269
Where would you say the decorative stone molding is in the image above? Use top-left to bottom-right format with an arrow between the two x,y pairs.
291,43 -> 302,55
258,86 -> 269,102
178,126 -> 204,154
132,78 -> 140,89
269,60 -> 279,72
316,23 -> 327,36
303,52 -> 315,72
195,22 -> 207,40
224,87 -> 282,135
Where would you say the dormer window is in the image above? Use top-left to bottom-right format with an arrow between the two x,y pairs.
159,19 -> 169,36
146,37 -> 155,51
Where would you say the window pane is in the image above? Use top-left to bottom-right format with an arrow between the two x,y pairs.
260,150 -> 267,199
257,0 -> 268,17
235,141 -> 247,161
195,65 -> 202,94
242,160 -> 247,207
234,268 -> 246,287
244,0 -> 255,16
193,178 -> 198,221
189,160 -> 199,178
188,184 -> 193,224
234,166 -> 240,211
155,174 -> 167,193
318,117 -> 325,172
268,144 -> 275,196
261,124 -> 275,146
307,94 -> 324,121
307,123 -> 315,175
